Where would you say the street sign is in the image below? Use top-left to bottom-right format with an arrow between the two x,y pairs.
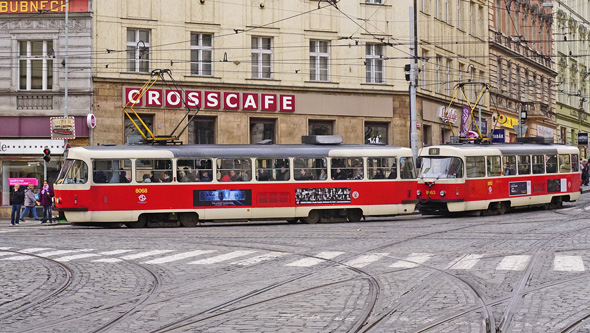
513,125 -> 528,137
50,117 -> 76,140
578,133 -> 588,145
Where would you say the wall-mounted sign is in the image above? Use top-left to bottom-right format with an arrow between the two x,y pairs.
497,114 -> 519,129
124,88 -> 295,112
438,106 -> 458,124
9,178 -> 38,186
578,132 -> 588,145
492,129 -> 505,143
87,114 -> 97,129
50,117 -> 76,140
537,125 -> 555,138
0,0 -> 89,13
0,139 -> 66,155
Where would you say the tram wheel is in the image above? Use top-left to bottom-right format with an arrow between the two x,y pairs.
550,197 -> 563,210
304,210 -> 321,224
346,209 -> 363,222
496,202 -> 508,215
179,213 -> 199,227
125,216 -> 147,228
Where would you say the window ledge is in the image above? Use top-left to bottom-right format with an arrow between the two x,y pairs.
304,80 -> 339,85
184,75 -> 221,80
120,71 -> 152,75
245,78 -> 281,82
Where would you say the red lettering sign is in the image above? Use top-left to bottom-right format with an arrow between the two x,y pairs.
185,91 -> 201,108
165,89 -> 182,108
242,93 -> 258,110
204,91 -> 221,109
280,95 -> 295,112
125,88 -> 143,106
224,92 -> 240,110
145,89 -> 162,107
261,94 -> 277,111
0,0 -> 89,14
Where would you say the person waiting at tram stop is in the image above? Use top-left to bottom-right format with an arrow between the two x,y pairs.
40,180 -> 55,224
19,183 -> 40,222
374,168 -> 386,179
10,183 -> 25,226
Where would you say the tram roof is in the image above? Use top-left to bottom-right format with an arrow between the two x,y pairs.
424,143 -> 578,155
76,144 -> 412,158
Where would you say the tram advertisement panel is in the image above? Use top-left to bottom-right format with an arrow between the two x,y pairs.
295,187 -> 351,205
193,189 -> 252,206
547,179 -> 567,193
509,181 -> 531,196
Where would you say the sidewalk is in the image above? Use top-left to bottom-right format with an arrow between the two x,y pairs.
2,218 -> 69,227
582,185 -> 590,194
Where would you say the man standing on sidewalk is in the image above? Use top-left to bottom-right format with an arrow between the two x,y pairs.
9,184 -> 24,226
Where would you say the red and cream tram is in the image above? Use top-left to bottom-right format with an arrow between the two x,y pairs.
54,143 -> 417,227
416,143 -> 581,215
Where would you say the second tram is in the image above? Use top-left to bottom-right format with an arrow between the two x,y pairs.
416,143 -> 581,215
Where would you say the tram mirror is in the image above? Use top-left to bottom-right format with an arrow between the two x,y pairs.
415,157 -> 422,169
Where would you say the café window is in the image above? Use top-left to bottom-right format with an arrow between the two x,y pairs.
93,159 -> 132,184
125,114 -> 154,145
193,117 -> 216,144
308,120 -> 334,135
365,122 -> 389,144
250,118 -> 275,144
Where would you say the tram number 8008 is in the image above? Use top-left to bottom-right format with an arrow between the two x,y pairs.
135,188 -> 148,194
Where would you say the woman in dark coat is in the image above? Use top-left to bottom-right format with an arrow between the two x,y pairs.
40,180 -> 55,224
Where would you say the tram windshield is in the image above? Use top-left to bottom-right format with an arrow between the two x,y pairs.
419,157 -> 464,179
56,159 -> 89,184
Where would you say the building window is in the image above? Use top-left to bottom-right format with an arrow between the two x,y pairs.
479,5 -> 484,38
435,56 -> 441,93
365,43 -> 384,84
125,114 -> 153,144
421,50 -> 428,89
458,63 -> 464,87
127,29 -> 150,73
250,118 -> 276,144
194,117 -> 216,144
457,0 -> 462,30
251,36 -> 272,79
365,122 -> 389,144
446,59 -> 452,95
497,58 -> 502,91
469,2 -> 474,36
309,40 -> 329,82
444,0 -> 450,23
494,0 -> 501,30
308,120 -> 334,135
19,40 -> 53,90
435,0 -> 440,19
366,0 -> 383,3
190,33 -> 213,76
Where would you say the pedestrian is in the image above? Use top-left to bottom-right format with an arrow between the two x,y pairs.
19,183 -> 40,222
9,184 -> 25,226
583,160 -> 589,186
39,180 -> 54,224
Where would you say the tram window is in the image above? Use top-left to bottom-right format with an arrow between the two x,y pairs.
517,155 -> 531,175
546,155 -> 558,173
503,155 -> 516,176
57,159 -> 88,184
418,157 -> 463,179
135,159 -> 172,183
400,157 -> 415,179
572,154 -> 579,172
255,158 -> 290,181
177,159 -> 213,182
559,154 -> 571,173
217,158 -> 251,182
93,159 -> 132,184
294,157 -> 327,181
368,157 -> 396,179
466,156 -> 485,178
487,156 -> 502,177
532,155 -> 545,174
331,157 -> 363,180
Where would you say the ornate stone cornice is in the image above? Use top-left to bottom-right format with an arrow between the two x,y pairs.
0,18 -> 91,33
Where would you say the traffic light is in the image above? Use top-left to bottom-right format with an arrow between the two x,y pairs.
43,148 -> 51,162
404,64 -> 411,81
520,110 -> 527,125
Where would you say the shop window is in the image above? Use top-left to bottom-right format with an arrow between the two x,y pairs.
19,40 -> 53,90
177,159 -> 213,182
217,158 -> 251,182
293,158 -> 327,181
365,122 -> 388,144
194,117 -> 216,144
308,120 -> 334,135
466,156 -> 485,178
255,158 -> 290,181
93,159 -> 132,184
250,118 -> 275,144
546,155 -> 558,173
135,159 -> 172,183
487,156 -> 502,176
125,114 -> 153,145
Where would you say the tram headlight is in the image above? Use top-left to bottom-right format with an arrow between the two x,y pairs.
417,190 -> 421,196
439,190 -> 446,197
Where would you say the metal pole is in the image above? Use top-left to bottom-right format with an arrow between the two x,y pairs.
64,0 -> 68,118
43,160 -> 47,181
409,4 -> 418,159
518,104 -> 522,137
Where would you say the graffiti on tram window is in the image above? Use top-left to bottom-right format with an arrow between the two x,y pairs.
295,187 -> 351,205
193,189 -> 252,207
547,179 -> 567,193
509,181 -> 531,196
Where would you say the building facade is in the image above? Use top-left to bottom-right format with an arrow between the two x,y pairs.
554,2 -> 590,158
418,0 -> 490,145
489,0 -> 557,143
92,1 -> 412,148
0,0 -> 93,209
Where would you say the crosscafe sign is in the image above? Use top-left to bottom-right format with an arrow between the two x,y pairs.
124,88 -> 295,112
